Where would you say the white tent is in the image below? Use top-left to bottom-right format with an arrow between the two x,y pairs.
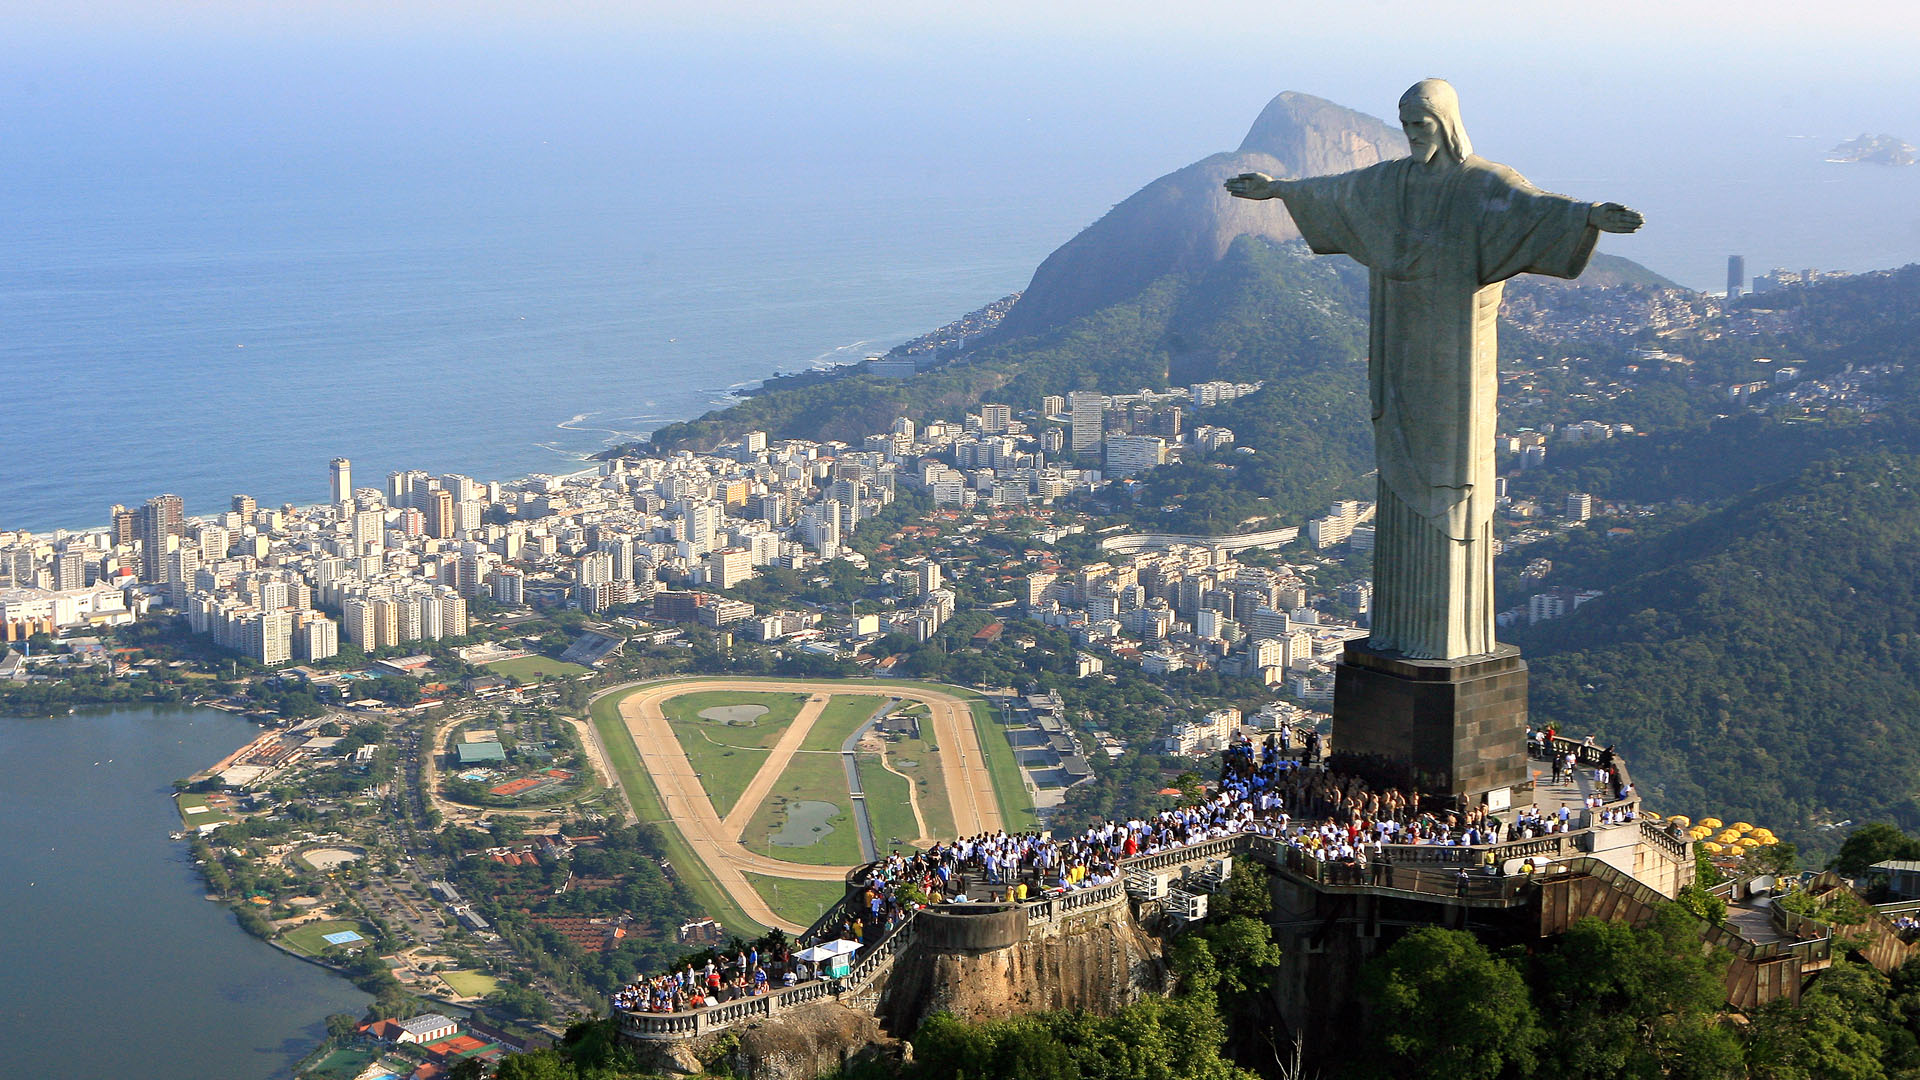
794,939 -> 862,961
794,939 -> 863,976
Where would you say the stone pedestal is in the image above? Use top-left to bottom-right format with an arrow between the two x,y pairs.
1330,641 -> 1529,808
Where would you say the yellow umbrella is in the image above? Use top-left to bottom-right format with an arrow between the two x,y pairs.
1718,831 -> 1743,844
1701,817 -> 1723,829
1752,828 -> 1775,840
1733,822 -> 1753,833
1738,837 -> 1763,848
1667,815 -> 1692,827
1702,842 -> 1724,854
1689,827 -> 1713,840
1759,836 -> 1780,845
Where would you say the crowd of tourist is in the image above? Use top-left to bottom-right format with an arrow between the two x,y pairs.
615,728 -> 1643,1016
610,941 -> 806,1014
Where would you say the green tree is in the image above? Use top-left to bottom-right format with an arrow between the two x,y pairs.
1747,961 -> 1893,1080
323,1012 -> 359,1039
1357,927 -> 1542,1080
1530,907 -> 1741,1080
1830,824 -> 1920,878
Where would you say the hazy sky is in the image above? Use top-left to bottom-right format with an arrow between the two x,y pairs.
7,2 -> 1918,287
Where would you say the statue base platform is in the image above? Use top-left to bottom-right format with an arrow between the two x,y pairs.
1330,641 -> 1530,810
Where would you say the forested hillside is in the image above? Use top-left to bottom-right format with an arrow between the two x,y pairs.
1515,453 -> 1920,834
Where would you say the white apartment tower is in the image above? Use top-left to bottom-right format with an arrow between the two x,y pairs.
1069,391 -> 1105,454
330,458 -> 352,508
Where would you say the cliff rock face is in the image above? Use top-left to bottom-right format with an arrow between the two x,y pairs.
878,909 -> 1166,1035
641,1001 -> 901,1080
996,92 -> 1404,337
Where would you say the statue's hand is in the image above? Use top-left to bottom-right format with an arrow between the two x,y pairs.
1589,202 -> 1645,234
1225,172 -> 1278,200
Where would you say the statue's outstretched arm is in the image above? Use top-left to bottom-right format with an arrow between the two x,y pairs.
1224,172 -> 1298,201
1588,202 -> 1645,234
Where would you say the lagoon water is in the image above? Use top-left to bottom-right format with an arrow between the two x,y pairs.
0,707 -> 366,1079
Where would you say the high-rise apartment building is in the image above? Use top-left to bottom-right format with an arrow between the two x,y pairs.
136,494 -> 184,583
51,549 -> 87,591
330,458 -> 352,507
231,494 -> 256,518
978,403 -> 1012,434
427,489 -> 457,539
491,566 -> 525,606
1069,391 -> 1105,454
1104,435 -> 1167,478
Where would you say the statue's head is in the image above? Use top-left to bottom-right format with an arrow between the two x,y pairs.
1398,78 -> 1473,165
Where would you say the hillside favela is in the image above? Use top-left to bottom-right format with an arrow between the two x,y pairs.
8,6 -> 1920,1080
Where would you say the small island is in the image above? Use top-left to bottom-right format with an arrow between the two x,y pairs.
1826,132 -> 1917,166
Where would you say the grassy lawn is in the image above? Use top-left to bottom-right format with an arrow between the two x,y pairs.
280,918 -> 375,957
484,655 -> 591,681
589,686 -> 765,936
661,690 -> 809,817
174,792 -> 235,829
743,872 -> 848,930
857,753 -> 922,851
740,749 -> 863,866
440,970 -> 500,997
878,732 -> 954,843
799,694 -> 889,752
970,700 -> 1040,831
305,1046 -> 378,1080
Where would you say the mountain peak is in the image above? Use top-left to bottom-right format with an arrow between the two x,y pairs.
996,92 -> 1405,338
1237,91 -> 1407,174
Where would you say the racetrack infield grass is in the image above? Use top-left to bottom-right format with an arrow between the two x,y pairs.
876,731 -> 954,843
659,690 -> 809,817
589,687 -> 765,936
970,700 -> 1040,831
744,872 -> 848,930
741,749 -> 864,867
799,694 -> 889,752
857,753 -> 922,852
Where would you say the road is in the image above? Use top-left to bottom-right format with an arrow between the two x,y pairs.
594,678 -> 1005,933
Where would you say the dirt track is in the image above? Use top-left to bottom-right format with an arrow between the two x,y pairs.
597,678 -> 1004,932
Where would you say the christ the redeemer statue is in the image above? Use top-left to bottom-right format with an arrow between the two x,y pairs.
1227,78 -> 1643,660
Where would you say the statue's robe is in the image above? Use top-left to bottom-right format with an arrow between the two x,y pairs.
1280,156 -> 1597,659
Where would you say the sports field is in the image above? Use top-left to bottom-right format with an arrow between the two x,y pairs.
281,919 -> 376,957
440,970 -> 500,997
484,655 -> 591,681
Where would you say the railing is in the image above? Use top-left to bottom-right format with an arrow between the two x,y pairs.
1124,835 -> 1242,873
1255,839 -> 1535,903
618,838 -> 1238,1041
1639,817 -> 1690,862
622,791 -> 1699,1042
1560,856 -> 1831,967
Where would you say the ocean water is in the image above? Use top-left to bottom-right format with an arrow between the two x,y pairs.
0,159 -> 1079,533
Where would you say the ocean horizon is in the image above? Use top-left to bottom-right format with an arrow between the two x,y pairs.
5,32 -> 1917,536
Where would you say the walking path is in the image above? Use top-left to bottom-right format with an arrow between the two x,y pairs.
719,694 -> 829,836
